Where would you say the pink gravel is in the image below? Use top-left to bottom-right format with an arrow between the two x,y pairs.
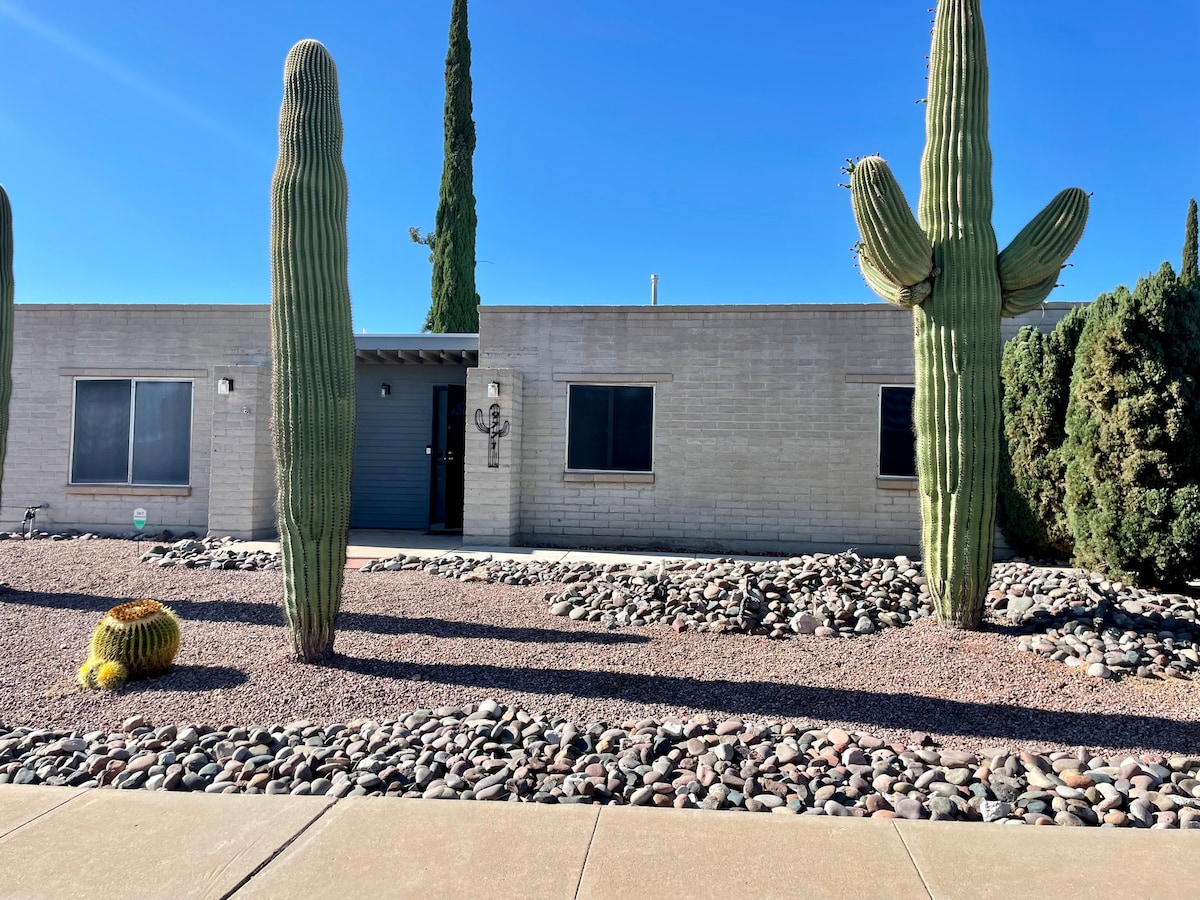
1,538 -> 1197,756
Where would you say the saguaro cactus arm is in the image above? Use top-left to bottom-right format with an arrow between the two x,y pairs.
999,271 -> 1061,318
849,156 -> 935,307
998,187 -> 1089,316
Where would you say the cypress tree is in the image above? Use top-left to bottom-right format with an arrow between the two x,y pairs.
1063,264 -> 1200,587
997,305 -> 1088,558
426,0 -> 479,334
1183,198 -> 1198,289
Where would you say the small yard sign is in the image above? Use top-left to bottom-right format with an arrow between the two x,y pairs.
133,508 -> 147,531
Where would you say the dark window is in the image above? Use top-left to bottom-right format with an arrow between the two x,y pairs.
567,385 -> 653,471
879,386 -> 917,477
72,380 -> 192,485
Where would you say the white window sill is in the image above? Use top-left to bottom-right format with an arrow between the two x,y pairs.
564,472 -> 655,484
66,485 -> 192,497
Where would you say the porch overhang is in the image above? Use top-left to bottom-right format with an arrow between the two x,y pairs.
354,333 -> 479,366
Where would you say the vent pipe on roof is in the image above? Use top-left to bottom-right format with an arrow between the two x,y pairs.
650,273 -> 659,305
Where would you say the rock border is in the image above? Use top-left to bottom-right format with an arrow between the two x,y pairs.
2,704 -> 1198,828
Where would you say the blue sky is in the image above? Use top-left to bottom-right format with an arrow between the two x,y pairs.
0,1 -> 1196,334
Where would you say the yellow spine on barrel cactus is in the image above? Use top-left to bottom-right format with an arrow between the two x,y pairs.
77,599 -> 180,689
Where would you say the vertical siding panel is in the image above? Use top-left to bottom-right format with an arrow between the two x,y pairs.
350,364 -> 468,528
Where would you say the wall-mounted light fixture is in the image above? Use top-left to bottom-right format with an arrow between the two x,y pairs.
487,381 -> 499,398
217,377 -> 233,394
380,383 -> 391,398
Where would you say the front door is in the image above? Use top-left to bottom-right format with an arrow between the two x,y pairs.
429,384 -> 466,530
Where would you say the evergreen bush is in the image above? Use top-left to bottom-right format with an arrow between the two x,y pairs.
1063,263 -> 1200,587
998,306 -> 1088,558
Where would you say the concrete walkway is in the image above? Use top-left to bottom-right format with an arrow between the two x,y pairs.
239,528 -> 789,568
1,784 -> 1197,900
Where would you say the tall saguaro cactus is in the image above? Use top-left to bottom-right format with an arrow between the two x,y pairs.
0,187 -> 12,519
849,0 -> 1088,628
270,40 -> 357,661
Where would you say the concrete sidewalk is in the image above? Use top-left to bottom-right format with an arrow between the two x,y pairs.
239,528 -> 786,568
1,785 -> 1197,900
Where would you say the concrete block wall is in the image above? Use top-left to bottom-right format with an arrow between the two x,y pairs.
475,302 -> 1082,556
208,364 -> 276,538
3,304 -> 271,536
463,368 -> 523,544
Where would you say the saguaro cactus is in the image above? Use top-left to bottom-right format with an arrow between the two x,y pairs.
849,0 -> 1088,628
270,40 -> 357,661
0,187 -> 13,520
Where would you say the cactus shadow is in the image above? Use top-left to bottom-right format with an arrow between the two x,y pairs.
3,590 -> 648,646
985,602 -> 1200,645
336,612 -> 651,645
5,590 -> 287,627
330,656 -> 1200,752
119,664 -> 249,693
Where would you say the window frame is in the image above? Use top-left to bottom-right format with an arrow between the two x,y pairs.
69,377 -> 195,487
878,384 -> 917,479
564,382 -> 656,474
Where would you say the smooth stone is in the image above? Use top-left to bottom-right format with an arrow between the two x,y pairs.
894,797 -> 925,820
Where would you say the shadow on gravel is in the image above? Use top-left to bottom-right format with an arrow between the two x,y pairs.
332,656 -> 1200,752
5,590 -> 648,646
120,665 -> 249,693
2,590 -> 129,614
337,613 -> 651,646
6,590 -> 287,627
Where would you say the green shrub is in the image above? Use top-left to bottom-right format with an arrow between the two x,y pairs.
1063,263 -> 1200,587
998,307 -> 1089,558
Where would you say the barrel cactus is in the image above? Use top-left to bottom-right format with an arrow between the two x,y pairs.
270,39 -> 357,662
78,599 -> 181,690
848,0 -> 1088,628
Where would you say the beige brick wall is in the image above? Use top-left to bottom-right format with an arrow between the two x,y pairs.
2,304 -> 271,536
463,368 -> 523,544
208,364 -> 276,539
473,302 -> 1082,555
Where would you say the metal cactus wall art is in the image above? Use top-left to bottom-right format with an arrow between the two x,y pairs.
475,404 -> 509,468
848,0 -> 1088,628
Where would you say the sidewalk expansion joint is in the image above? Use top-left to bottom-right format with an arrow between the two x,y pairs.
572,807 -> 603,899
0,789 -> 86,843
220,796 -> 338,899
892,822 -> 934,900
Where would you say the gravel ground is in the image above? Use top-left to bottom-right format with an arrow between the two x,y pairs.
1,538 -> 1197,757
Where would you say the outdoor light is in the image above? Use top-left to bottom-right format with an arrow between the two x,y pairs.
217,377 -> 233,394
487,381 -> 499,398
380,383 -> 391,397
